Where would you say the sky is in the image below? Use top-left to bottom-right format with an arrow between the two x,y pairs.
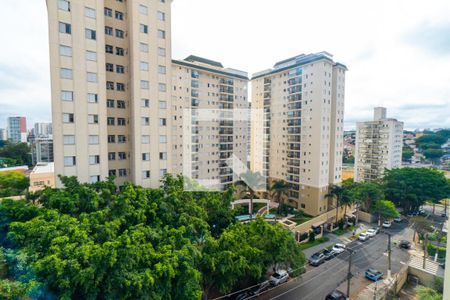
1,0 -> 450,130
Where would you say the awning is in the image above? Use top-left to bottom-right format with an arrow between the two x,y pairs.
312,221 -> 326,228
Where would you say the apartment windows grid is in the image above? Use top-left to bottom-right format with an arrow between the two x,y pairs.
140,24 -> 148,34
140,62 -> 149,71
64,156 -> 76,166
105,26 -> 113,36
62,113 -> 74,123
117,100 -> 126,108
105,45 -> 113,54
116,47 -> 124,56
118,135 -> 126,143
142,135 -> 150,144
86,51 -> 97,61
107,81 -> 114,90
158,65 -> 166,74
90,176 -> 100,183
159,101 -> 167,109
141,80 -> 149,90
159,118 -> 166,126
158,83 -> 166,92
59,45 -> 72,57
119,169 -> 127,177
157,11 -> 165,21
59,22 -> 71,34
108,135 -> 115,143
108,152 -> 116,161
107,117 -> 115,126
107,99 -> 115,108
106,63 -> 114,72
61,91 -> 73,101
85,7 -> 96,19
141,99 -> 150,107
159,152 -> 167,160
117,118 -> 126,126
159,135 -> 167,143
85,29 -> 96,40
116,29 -> 124,39
88,114 -> 99,124
109,170 -> 116,176
117,83 -> 125,91
158,47 -> 166,57
142,117 -> 150,126
115,11 -> 124,20
159,169 -> 167,177
89,135 -> 99,145
87,93 -> 98,103
58,0 -> 70,11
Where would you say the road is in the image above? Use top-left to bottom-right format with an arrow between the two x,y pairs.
256,222 -> 412,300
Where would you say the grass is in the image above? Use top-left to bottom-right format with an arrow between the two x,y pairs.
333,226 -> 354,236
298,237 -> 330,250
289,211 -> 313,225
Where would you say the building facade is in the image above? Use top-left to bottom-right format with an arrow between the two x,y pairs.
32,137 -> 54,165
6,117 -> 27,143
34,123 -> 53,138
171,56 -> 249,190
354,107 -> 403,182
29,163 -> 56,192
251,52 -> 347,216
0,129 -> 6,141
47,0 -> 172,187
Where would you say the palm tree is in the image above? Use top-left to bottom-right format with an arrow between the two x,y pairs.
270,180 -> 289,214
235,171 -> 266,220
325,185 -> 351,227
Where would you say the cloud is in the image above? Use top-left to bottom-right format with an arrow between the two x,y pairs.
403,22 -> 450,56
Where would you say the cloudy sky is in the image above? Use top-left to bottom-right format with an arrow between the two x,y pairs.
1,0 -> 450,130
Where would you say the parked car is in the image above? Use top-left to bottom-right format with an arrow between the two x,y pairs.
441,212 -> 447,218
248,281 -> 271,296
309,252 -> 326,266
332,243 -> 346,254
399,240 -> 411,249
358,232 -> 370,241
365,268 -> 384,281
394,217 -> 403,223
366,228 -> 377,237
234,292 -> 249,300
372,227 -> 380,234
269,270 -> 289,285
382,221 -> 392,228
322,249 -> 336,260
325,290 -> 347,300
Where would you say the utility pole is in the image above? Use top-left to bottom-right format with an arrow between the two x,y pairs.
423,233 -> 428,269
346,249 -> 355,298
387,233 -> 392,279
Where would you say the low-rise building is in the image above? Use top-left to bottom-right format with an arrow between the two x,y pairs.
32,137 -> 54,165
29,163 -> 55,192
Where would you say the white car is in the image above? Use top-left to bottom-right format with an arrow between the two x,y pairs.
382,221 -> 392,228
358,232 -> 370,241
332,243 -> 346,254
367,229 -> 377,237
269,270 -> 289,286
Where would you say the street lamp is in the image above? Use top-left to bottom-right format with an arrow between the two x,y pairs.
345,248 -> 356,298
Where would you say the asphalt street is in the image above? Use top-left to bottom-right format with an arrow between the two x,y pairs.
255,221 -> 412,300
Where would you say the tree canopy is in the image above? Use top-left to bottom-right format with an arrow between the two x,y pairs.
0,142 -> 32,167
0,175 -> 305,299
371,200 -> 400,220
0,172 -> 29,198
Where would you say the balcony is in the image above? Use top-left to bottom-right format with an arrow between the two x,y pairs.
219,78 -> 234,86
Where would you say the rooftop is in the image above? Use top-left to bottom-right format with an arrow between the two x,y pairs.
31,162 -> 54,174
184,55 -> 224,68
0,165 -> 29,173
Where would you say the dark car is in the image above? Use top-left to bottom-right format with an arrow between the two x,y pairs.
234,292 -> 249,300
399,240 -> 411,249
248,281 -> 271,296
322,249 -> 336,260
309,252 -> 326,266
325,290 -> 346,300
365,268 -> 384,281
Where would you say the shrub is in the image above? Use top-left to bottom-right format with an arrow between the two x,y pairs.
309,231 -> 316,242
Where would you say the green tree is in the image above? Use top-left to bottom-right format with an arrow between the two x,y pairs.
0,172 -> 29,198
371,200 -> 399,225
402,147 -> 414,161
270,180 -> 289,214
416,286 -> 442,300
423,149 -> 444,164
325,185 -> 351,226
0,142 -> 32,166
235,171 -> 266,219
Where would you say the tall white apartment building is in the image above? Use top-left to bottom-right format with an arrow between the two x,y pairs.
171,56 -> 249,190
46,0 -> 172,187
251,52 -> 347,216
354,107 -> 403,182
34,123 -> 53,138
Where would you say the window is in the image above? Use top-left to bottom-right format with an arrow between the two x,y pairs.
117,100 -> 126,108
142,135 -> 150,144
105,45 -> 113,54
158,30 -> 166,39
61,90 -> 73,101
63,135 -> 75,145
115,11 -> 124,20
160,0 -> 166,3
159,118 -> 166,126
89,155 -> 100,165
158,47 -> 166,57
142,170 -> 150,179
141,80 -> 149,90
139,4 -> 148,15
159,152 -> 167,160
105,26 -> 113,35
157,11 -> 165,21
87,93 -> 98,103
104,7 -> 112,17
159,135 -> 167,143
107,117 -> 115,125
63,113 -> 74,123
108,135 -> 116,143
142,153 -> 150,161
140,24 -> 148,34
142,117 -> 150,126
88,114 -> 99,124
106,63 -> 114,72
160,169 -> 167,177
158,83 -> 166,92
59,22 -> 71,34
64,156 -> 76,166
58,0 -> 70,11
116,65 -> 125,73
106,81 -> 114,90
140,61 -> 149,71
159,101 -> 167,109
107,99 -> 115,108
158,65 -> 166,74
117,118 -> 126,126
89,135 -> 99,144
85,29 -> 96,40
118,135 -> 126,143
141,99 -> 149,107
140,43 -> 149,53
87,72 -> 97,82
108,152 -> 116,161
116,47 -> 124,56
109,170 -> 116,177
85,7 -> 96,18
90,176 -> 100,183
117,83 -> 125,91
60,68 -> 73,79
86,50 -> 97,61
59,45 -> 72,57
116,29 -> 124,38
119,169 -> 127,177
118,152 -> 126,160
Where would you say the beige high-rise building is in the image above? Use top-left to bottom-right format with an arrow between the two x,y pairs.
251,52 -> 347,216
46,0 -> 172,187
171,56 -> 249,190
354,107 -> 403,182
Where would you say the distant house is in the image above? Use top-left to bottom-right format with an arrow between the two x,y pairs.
29,163 -> 55,192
